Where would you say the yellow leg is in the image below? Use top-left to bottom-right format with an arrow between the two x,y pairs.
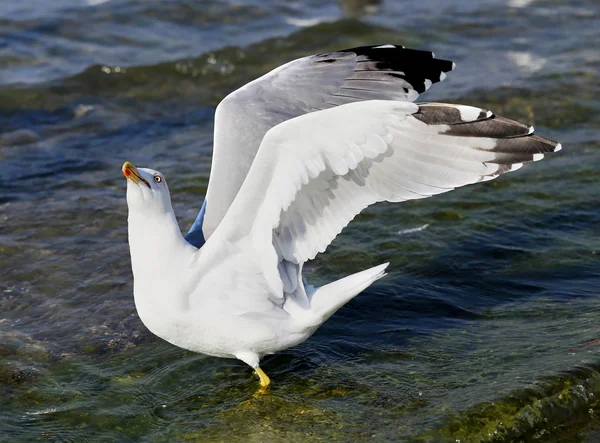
254,366 -> 271,388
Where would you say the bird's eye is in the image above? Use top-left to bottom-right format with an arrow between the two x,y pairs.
153,174 -> 162,184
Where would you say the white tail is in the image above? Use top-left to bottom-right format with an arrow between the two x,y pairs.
309,263 -> 389,321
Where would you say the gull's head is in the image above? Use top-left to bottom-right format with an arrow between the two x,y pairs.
122,161 -> 172,214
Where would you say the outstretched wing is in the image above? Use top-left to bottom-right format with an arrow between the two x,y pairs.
197,45 -> 455,241
201,100 -> 561,305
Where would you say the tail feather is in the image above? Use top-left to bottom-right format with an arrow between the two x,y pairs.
309,263 -> 389,322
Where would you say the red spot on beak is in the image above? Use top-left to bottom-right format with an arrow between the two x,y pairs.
124,168 -> 131,177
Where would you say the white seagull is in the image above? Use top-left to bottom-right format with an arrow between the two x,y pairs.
123,45 -> 561,389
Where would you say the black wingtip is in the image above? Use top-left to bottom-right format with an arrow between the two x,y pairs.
412,103 -> 562,168
340,45 -> 455,93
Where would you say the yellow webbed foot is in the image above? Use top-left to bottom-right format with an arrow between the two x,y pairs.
254,366 -> 271,393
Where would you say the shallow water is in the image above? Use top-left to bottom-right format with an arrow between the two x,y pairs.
1,0 -> 599,441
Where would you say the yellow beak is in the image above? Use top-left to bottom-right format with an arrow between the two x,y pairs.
122,162 -> 151,189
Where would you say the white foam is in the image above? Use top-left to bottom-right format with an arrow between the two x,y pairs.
508,0 -> 535,8
25,407 -> 60,415
507,51 -> 547,74
285,16 -> 332,27
398,224 -> 429,235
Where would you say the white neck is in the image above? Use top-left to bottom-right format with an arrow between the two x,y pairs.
127,207 -> 196,335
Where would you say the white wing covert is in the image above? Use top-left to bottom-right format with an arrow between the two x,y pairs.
205,100 -> 561,300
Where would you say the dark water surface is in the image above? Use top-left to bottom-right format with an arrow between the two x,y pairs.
1,0 -> 599,441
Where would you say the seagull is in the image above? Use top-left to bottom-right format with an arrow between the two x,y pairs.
123,45 -> 561,389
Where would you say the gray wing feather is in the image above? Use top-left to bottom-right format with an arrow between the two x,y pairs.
202,45 -> 455,239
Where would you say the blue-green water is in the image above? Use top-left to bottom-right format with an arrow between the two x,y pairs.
1,0 -> 599,441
